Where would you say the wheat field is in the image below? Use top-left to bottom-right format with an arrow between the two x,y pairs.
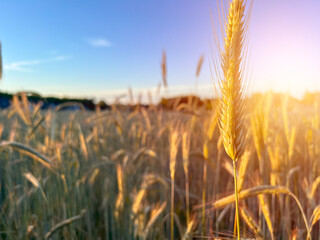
1,0 -> 320,239
0,91 -> 320,239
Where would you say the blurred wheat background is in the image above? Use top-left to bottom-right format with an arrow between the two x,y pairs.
2,86 -> 320,239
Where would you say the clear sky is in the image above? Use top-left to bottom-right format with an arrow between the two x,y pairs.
0,0 -> 319,102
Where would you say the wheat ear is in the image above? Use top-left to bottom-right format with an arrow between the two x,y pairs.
218,0 -> 247,239
170,130 -> 180,240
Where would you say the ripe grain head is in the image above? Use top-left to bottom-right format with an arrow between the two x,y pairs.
216,0 -> 249,162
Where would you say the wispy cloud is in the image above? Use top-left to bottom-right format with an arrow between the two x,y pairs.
4,55 -> 72,72
87,38 -> 112,47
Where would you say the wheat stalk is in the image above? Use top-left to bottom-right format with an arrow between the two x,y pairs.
208,185 -> 311,239
219,0 -> 246,162
216,0 -> 248,239
0,141 -> 53,170
24,172 -> 48,203
195,55 -> 204,93
170,130 -> 180,240
310,205 -> 320,234
182,131 -> 191,224
143,201 -> 167,240
44,210 -> 86,240
162,51 -> 167,88
239,205 -> 263,239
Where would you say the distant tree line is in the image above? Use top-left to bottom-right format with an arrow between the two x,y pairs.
0,91 -> 319,111
0,92 -> 98,110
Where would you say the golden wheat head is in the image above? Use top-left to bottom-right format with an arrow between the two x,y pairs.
218,0 -> 247,162
162,51 -> 167,88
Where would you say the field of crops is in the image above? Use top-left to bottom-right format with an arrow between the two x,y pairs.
0,92 -> 319,240
1,0 -> 320,239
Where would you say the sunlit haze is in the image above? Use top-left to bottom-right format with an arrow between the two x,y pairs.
0,0 -> 319,102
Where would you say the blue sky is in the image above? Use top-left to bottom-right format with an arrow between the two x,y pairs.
0,0 -> 319,102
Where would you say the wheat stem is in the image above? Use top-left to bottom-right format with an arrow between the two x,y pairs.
185,172 -> 190,224
171,178 -> 174,240
233,160 -> 241,240
202,161 -> 207,235
169,130 -> 179,240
